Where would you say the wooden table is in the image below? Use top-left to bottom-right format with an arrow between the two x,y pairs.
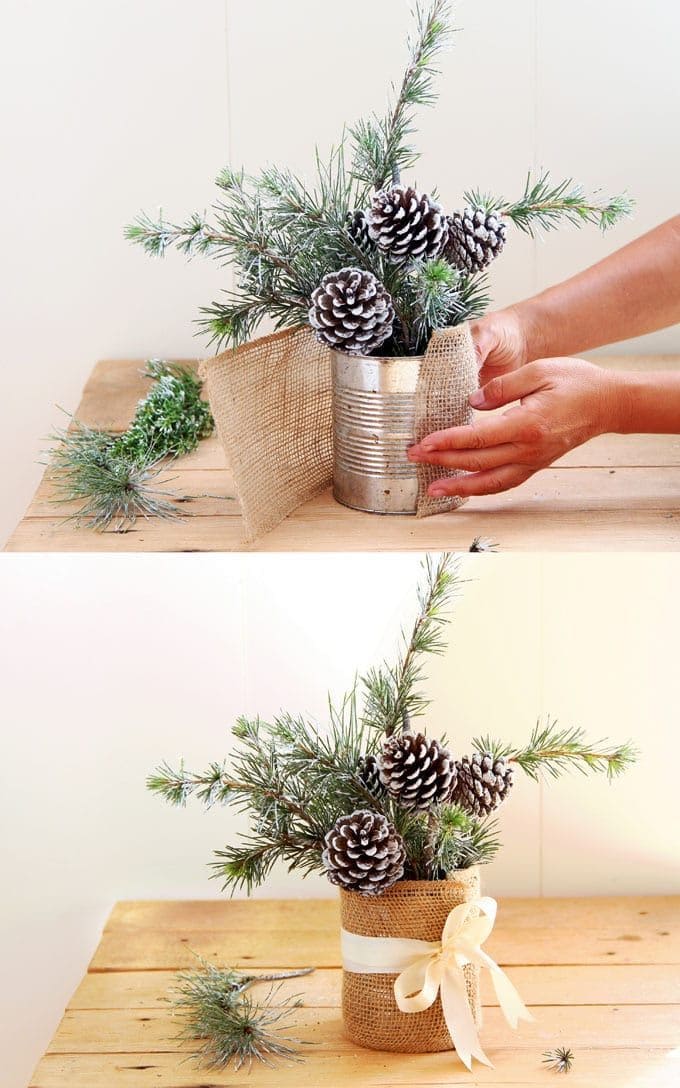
6,356 -> 680,552
31,896 -> 680,1086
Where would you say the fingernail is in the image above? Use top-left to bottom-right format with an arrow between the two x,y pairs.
429,487 -> 446,497
469,389 -> 485,408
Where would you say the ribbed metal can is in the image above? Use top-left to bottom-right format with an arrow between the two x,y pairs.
331,350 -> 423,515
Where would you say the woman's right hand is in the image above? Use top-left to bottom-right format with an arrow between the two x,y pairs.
470,307 -> 535,387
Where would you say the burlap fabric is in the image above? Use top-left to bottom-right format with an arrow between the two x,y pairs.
200,324 -> 478,543
340,870 -> 482,1054
415,323 -> 477,519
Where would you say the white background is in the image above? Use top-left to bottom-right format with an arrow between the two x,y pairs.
1,552 -> 679,1087
2,0 -> 680,543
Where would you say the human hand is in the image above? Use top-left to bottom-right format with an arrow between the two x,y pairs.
408,359 -> 624,499
470,307 -> 534,387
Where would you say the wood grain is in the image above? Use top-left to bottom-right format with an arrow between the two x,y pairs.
7,356 -> 680,552
30,897 -> 680,1086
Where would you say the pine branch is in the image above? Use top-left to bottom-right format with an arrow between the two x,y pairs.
47,420 -> 180,531
473,719 -> 638,782
46,361 -> 214,531
361,552 -> 463,736
467,171 -> 634,238
350,1 -> 454,188
170,958 -> 313,1070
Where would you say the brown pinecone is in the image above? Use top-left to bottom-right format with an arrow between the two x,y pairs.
452,752 -> 513,816
444,206 -> 507,273
357,753 -> 383,796
378,732 -> 456,810
322,809 -> 406,896
308,267 -> 395,356
346,208 -> 372,250
368,185 -> 448,264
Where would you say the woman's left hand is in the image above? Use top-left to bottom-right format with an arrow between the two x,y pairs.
407,358 -> 626,498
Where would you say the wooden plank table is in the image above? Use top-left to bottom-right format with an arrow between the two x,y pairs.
6,356 -> 680,552
31,896 -> 680,1086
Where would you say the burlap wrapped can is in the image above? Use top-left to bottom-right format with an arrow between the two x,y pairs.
200,323 -> 478,542
340,869 -> 482,1053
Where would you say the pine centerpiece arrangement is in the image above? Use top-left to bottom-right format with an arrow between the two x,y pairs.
127,1 -> 631,359
126,1 -> 633,523
149,554 -> 635,1067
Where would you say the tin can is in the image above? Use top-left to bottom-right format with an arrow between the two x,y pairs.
331,350 -> 423,515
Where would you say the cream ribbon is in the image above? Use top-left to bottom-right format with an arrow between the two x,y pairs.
341,895 -> 533,1070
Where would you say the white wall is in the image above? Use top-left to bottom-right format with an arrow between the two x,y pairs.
2,0 -> 680,544
1,552 -> 679,1087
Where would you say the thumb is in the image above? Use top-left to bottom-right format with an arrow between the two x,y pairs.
470,364 -> 544,411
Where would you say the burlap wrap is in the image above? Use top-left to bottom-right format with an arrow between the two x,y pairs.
200,324 -> 478,543
340,870 -> 482,1054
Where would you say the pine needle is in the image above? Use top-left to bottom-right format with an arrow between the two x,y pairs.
543,1046 -> 575,1074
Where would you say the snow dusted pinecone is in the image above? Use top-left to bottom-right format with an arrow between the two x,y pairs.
309,267 -> 395,356
452,752 -> 513,816
378,732 -> 456,810
368,185 -> 448,264
357,753 -> 383,796
445,206 -> 507,273
346,208 -> 372,250
322,809 -> 406,896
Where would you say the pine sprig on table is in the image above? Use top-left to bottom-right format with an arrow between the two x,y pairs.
351,0 -> 454,187
361,553 -> 463,737
48,420 -> 179,531
47,361 -> 214,531
466,171 -> 634,238
169,959 -> 313,1071
473,719 -> 638,781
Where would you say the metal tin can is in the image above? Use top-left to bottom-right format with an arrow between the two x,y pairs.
331,350 -> 423,515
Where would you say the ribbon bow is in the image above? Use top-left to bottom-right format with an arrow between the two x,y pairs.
341,895 -> 532,1070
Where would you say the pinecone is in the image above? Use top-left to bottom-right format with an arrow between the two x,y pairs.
346,208 -> 372,250
357,753 -> 383,796
452,752 -> 513,816
308,267 -> 395,356
322,809 -> 406,896
378,732 -> 456,810
368,185 -> 448,265
445,206 -> 507,273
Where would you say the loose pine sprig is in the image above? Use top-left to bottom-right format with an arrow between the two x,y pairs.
542,1047 -> 575,1074
351,0 -> 454,187
47,361 -> 214,531
48,420 -> 179,531
115,359 -> 214,461
473,719 -> 637,782
169,959 -> 313,1071
467,171 -> 634,238
361,552 -> 463,737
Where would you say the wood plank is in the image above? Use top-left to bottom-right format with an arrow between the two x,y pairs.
91,897 -> 680,970
7,469 -> 680,552
30,1048 -> 680,1087
69,963 -> 680,1011
7,354 -> 680,552
45,1005 -> 680,1055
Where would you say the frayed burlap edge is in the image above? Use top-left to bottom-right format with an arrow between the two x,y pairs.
415,323 -> 479,518
340,870 -> 482,1053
